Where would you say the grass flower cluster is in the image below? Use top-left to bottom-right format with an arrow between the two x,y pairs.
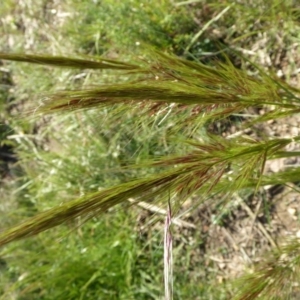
1,0 -> 300,299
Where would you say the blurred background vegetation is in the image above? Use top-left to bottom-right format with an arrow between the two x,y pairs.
0,0 -> 300,299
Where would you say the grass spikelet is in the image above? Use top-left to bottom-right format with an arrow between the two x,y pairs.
0,135 -> 291,247
0,53 -> 140,70
2,51 -> 299,116
233,239 -> 300,300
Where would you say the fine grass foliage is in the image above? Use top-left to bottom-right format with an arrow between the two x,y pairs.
1,0 -> 300,299
65,0 -> 199,56
1,50 -> 300,299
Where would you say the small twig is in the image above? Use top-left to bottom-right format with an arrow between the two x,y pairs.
222,227 -> 239,251
230,46 -> 257,56
223,227 -> 252,263
245,197 -> 263,247
174,0 -> 202,6
184,5 -> 232,54
222,228 -> 252,264
128,198 -> 196,229
164,198 -> 173,300
207,255 -> 231,263
240,247 -> 252,264
235,194 -> 278,248
226,128 -> 252,139
157,103 -> 176,126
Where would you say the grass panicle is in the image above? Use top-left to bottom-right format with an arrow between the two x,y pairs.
0,53 -> 140,70
233,239 -> 300,300
0,134 -> 296,247
1,50 -> 300,299
2,52 -> 300,116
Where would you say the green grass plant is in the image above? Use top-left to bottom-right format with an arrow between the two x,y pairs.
1,50 -> 300,299
65,0 -> 199,56
1,0 -> 300,299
